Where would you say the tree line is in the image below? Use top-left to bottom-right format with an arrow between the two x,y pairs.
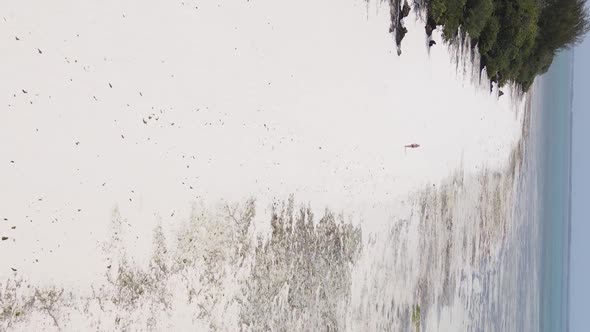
426,0 -> 589,90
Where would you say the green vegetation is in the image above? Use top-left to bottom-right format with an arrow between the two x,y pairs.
411,304 -> 421,331
425,0 -> 589,90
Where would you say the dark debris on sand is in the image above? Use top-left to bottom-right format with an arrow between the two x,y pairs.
382,0 -> 412,55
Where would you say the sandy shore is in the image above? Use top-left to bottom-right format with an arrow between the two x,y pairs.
0,0 -> 529,330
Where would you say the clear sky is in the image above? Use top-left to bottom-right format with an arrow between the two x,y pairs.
570,32 -> 590,332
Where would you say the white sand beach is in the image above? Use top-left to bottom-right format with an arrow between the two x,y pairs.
0,0 -> 529,330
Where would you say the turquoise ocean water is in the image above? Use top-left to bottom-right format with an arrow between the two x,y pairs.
536,50 -> 574,332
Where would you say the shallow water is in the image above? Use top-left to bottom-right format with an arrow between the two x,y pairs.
536,51 -> 573,332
